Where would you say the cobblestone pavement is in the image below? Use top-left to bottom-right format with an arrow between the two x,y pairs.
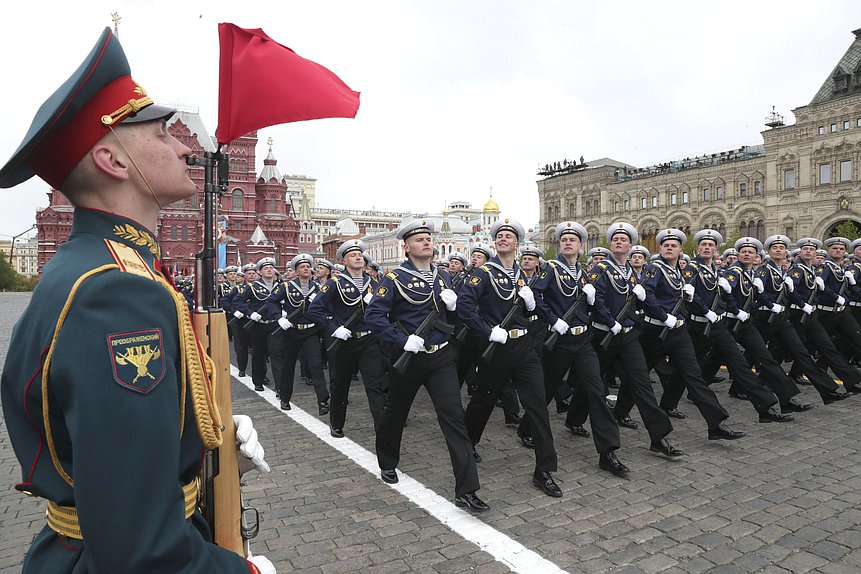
2,292 -> 861,573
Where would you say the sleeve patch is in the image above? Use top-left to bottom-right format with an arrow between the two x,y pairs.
470,276 -> 482,284
376,286 -> 388,297
320,284 -> 329,292
589,272 -> 599,280
107,329 -> 165,394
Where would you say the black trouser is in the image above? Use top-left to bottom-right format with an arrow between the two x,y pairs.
681,319 -> 778,415
521,330 -> 620,454
466,336 -> 557,473
329,335 -> 386,432
455,333 -> 482,387
788,309 -> 861,389
377,345 -> 480,497
818,308 -> 861,365
752,311 -> 839,401
724,317 -> 800,404
637,322 -> 729,429
249,322 -> 281,388
279,327 -> 329,405
233,319 -> 251,372
591,328 -> 673,442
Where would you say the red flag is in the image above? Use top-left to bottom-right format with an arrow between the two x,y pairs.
217,23 -> 360,143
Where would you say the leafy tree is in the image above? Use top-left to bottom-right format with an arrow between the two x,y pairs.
0,255 -> 17,291
831,220 -> 861,241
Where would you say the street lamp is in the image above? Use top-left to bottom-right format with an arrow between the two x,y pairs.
7,224 -> 36,266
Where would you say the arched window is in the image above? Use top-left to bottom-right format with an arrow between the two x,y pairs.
170,225 -> 177,240
718,223 -> 726,238
756,220 -> 765,241
269,198 -> 276,213
232,189 -> 243,210
181,226 -> 188,241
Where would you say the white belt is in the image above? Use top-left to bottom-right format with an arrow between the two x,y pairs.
527,315 -> 539,322
295,323 -> 316,330
644,316 -> 685,328
508,329 -> 528,339
817,304 -> 845,312
568,325 -> 588,336
690,314 -> 723,323
850,301 -> 861,307
421,341 -> 448,354
353,330 -> 372,339
591,322 -> 634,334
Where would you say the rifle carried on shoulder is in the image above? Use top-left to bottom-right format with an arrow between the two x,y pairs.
392,264 -> 472,374
189,148 -> 258,557
481,262 -> 546,362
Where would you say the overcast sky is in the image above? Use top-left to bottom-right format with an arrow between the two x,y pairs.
1,0 -> 860,241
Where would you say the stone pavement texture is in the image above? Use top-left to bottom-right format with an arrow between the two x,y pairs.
2,292 -> 861,573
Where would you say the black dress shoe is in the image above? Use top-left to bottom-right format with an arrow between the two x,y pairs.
663,408 -> 687,419
454,492 -> 490,512
759,407 -> 794,423
380,469 -> 398,484
472,449 -> 482,463
728,390 -> 750,400
254,385 -> 264,392
823,390 -> 851,404
518,432 -> 536,449
238,370 -> 246,377
318,401 -> 330,416
616,416 -> 639,429
708,422 -> 746,440
781,397 -> 813,412
305,377 -> 314,386
556,400 -> 570,413
564,422 -> 591,438
280,400 -> 291,411
598,451 -> 630,476
330,427 -> 345,439
505,413 -> 523,425
650,438 -> 685,457
712,374 -> 727,384
532,471 -> 563,497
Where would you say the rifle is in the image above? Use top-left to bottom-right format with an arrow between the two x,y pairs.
392,264 -> 472,374
702,277 -> 723,338
452,266 -> 478,343
767,280 -> 787,325
481,262 -> 546,362
270,290 -> 315,336
730,273 -> 755,335
799,272 -> 819,325
544,288 -> 590,353
599,288 -> 636,350
326,288 -> 368,354
188,148 -> 256,557
659,264 -> 692,341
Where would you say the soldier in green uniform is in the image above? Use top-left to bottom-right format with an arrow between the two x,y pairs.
0,29 -> 273,573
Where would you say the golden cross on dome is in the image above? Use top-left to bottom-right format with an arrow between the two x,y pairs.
267,137 -> 274,152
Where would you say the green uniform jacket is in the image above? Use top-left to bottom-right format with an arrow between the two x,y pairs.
1,208 -> 252,573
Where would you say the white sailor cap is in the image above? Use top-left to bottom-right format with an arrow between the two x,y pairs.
693,229 -> 723,245
336,239 -> 365,259
334,263 -> 346,272
656,228 -> 687,245
649,253 -> 661,261
588,247 -> 611,258
722,248 -> 738,258
241,263 -> 256,273
555,221 -> 587,242
396,219 -> 434,241
824,236 -> 851,249
290,253 -> 314,269
491,217 -> 526,240
316,258 -> 333,270
764,235 -> 791,250
795,237 -> 822,249
628,245 -> 650,259
681,253 -> 691,262
224,265 -> 239,273
471,244 -> 494,259
520,245 -> 545,259
448,252 -> 468,266
255,257 -> 276,271
851,239 -> 861,252
734,237 -> 763,252
606,222 -> 638,244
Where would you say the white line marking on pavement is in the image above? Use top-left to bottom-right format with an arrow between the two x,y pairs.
230,366 -> 569,574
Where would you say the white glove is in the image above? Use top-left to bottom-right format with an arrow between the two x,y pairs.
802,303 -> 814,315
403,334 -> 424,353
248,554 -> 276,574
815,276 -> 825,290
333,326 -> 352,340
551,318 -> 569,335
610,321 -> 622,335
752,278 -> 764,293
632,284 -> 646,301
489,326 -> 509,344
682,283 -> 695,301
233,310 -> 244,319
848,273 -> 857,286
281,309 -> 288,318
249,312 -> 262,322
277,317 -> 293,330
363,292 -> 373,304
582,283 -> 596,305
734,309 -> 750,322
718,277 -> 732,293
784,276 -> 794,292
663,314 -> 678,329
233,415 -> 270,474
705,311 -> 718,323
770,303 -> 784,314
439,288 -> 457,311
308,293 -> 317,302
837,296 -> 846,306
518,286 -> 536,311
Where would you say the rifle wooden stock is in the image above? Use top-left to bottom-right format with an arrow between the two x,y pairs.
194,308 -> 245,556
